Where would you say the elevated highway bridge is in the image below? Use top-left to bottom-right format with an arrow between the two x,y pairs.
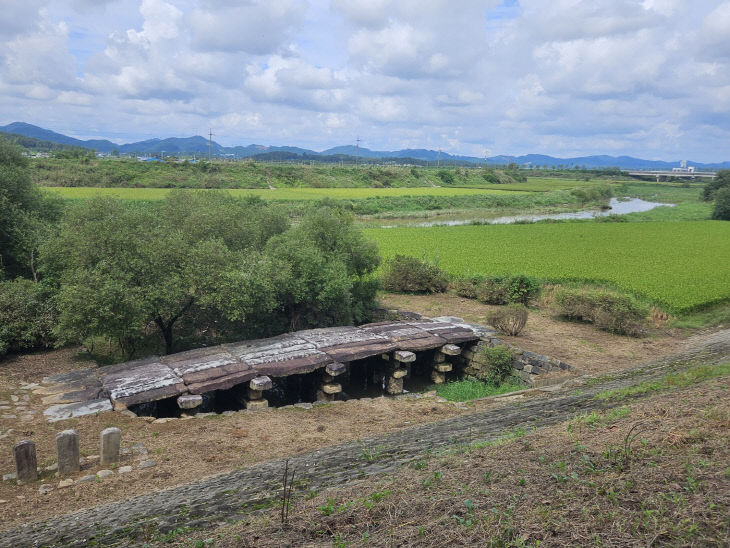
628,170 -> 717,180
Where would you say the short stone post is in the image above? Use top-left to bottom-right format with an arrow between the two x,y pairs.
246,376 -> 271,410
386,350 -> 414,395
56,429 -> 80,476
100,427 -> 121,466
14,440 -> 38,483
431,344 -> 460,384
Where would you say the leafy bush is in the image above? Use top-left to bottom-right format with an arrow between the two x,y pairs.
554,288 -> 648,336
461,274 -> 540,305
711,187 -> 730,220
452,276 -> 482,299
486,304 -> 528,336
506,274 -> 541,305
381,255 -> 449,293
436,169 -> 455,184
475,276 -> 510,304
475,345 -> 515,386
0,278 -> 57,357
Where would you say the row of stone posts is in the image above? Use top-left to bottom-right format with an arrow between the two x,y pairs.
12,427 -> 121,484
381,344 -> 462,394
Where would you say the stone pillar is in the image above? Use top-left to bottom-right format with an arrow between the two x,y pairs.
317,363 -> 345,401
14,440 -> 38,483
246,376 -> 271,410
100,427 -> 121,466
56,429 -> 80,476
385,350 -> 414,395
431,344 -> 460,384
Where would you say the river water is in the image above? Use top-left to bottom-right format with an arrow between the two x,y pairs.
380,197 -> 674,228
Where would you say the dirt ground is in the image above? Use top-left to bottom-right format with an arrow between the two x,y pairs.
380,292 -> 695,374
0,293 -> 713,530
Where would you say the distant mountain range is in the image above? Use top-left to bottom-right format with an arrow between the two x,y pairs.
2,122 -> 729,170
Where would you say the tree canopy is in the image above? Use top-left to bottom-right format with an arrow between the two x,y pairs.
40,192 -> 380,356
0,138 -> 60,278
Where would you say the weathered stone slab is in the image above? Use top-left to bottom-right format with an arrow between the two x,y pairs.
186,369 -> 258,394
228,335 -> 332,376
441,344 -> 461,356
44,398 -> 113,422
392,368 -> 408,379
386,376 -> 403,395
249,376 -> 272,391
321,383 -> 342,395
162,347 -> 238,383
410,320 -> 480,344
394,350 -> 416,363
300,326 -> 397,362
101,357 -> 186,407
325,362 -> 347,376
177,394 -> 203,409
435,363 -> 453,373
361,322 -> 446,351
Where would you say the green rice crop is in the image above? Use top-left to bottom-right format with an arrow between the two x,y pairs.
41,186 -> 524,201
364,221 -> 730,312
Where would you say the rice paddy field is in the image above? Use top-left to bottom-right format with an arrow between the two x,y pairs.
40,186 -> 525,201
364,221 -> 730,312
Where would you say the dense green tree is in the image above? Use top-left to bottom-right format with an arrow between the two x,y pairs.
0,278 -> 57,356
711,187 -> 730,220
0,138 -> 60,278
264,207 -> 380,331
41,194 -> 379,357
702,169 -> 730,201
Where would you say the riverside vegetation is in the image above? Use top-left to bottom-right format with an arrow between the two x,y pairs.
2,133 -> 730,355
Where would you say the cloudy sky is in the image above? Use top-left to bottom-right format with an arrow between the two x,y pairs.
1,0 -> 729,161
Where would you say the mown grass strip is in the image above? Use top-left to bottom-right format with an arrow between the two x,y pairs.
431,379 -> 525,402
594,362 -> 730,400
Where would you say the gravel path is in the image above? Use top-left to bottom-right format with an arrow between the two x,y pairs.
3,329 -> 729,547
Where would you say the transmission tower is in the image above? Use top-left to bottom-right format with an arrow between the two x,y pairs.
356,136 -> 360,166
208,128 -> 215,162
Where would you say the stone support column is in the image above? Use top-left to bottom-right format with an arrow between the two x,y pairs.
431,344 -> 460,384
246,376 -> 272,410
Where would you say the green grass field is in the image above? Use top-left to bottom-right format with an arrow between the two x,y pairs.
364,221 -> 730,312
41,186 -> 526,201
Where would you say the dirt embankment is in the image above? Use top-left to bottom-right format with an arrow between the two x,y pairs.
0,295 -> 725,542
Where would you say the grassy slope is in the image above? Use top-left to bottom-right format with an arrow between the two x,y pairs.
364,221 -> 730,312
169,365 -> 730,548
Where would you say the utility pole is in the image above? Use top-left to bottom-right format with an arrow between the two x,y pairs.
208,128 -> 214,162
437,149 -> 441,168
356,136 -> 360,166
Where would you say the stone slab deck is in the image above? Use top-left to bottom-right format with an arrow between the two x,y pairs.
36,318 -> 483,419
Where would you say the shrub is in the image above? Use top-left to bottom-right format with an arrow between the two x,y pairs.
381,255 -> 449,293
436,169 -> 455,184
506,274 -> 541,305
473,275 -> 540,305
451,276 -> 482,299
711,187 -> 730,220
554,287 -> 648,336
486,304 -> 528,336
702,169 -> 730,201
475,345 -> 515,386
0,278 -> 57,357
475,276 -> 509,304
